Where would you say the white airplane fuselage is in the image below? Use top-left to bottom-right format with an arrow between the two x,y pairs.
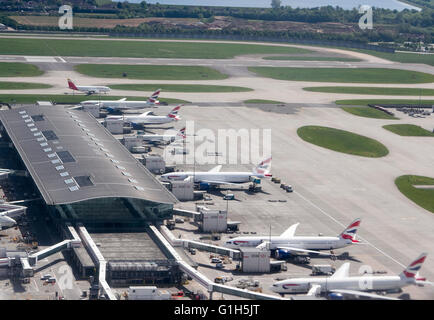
77,86 -> 110,94
140,134 -> 178,143
225,236 -> 352,251
272,275 -> 412,294
160,171 -> 262,184
107,115 -> 174,125
81,100 -> 155,110
0,215 -> 16,229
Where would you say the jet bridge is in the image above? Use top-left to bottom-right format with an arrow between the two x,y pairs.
77,224 -> 117,301
172,208 -> 202,220
27,224 -> 81,265
160,225 -> 241,259
148,225 -> 286,300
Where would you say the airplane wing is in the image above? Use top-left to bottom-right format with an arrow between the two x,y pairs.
329,289 -> 400,300
208,165 -> 222,173
139,111 -> 153,117
280,223 -> 299,238
330,262 -> 350,279
255,241 -> 269,250
277,246 -> 336,256
416,280 -> 434,286
307,284 -> 322,297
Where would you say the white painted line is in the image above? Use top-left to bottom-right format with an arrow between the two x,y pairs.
32,279 -> 40,292
24,56 -> 57,63
294,190 -> 406,268
57,57 -> 66,63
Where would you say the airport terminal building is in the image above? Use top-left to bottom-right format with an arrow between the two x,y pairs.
0,105 -> 178,230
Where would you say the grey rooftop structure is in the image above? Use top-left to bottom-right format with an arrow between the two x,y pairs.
0,106 -> 178,206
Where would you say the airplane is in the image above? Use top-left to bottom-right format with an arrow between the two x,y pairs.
271,253 -> 430,300
0,202 -> 25,230
67,78 -> 111,95
80,89 -> 161,111
160,157 -> 272,186
140,127 -> 186,145
224,219 -> 361,257
107,105 -> 182,128
0,213 -> 17,230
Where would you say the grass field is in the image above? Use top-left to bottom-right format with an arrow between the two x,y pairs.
336,99 -> 434,106
341,106 -> 398,119
349,49 -> 434,66
248,67 -> 434,84
75,64 -> 228,80
0,38 -> 311,59
297,125 -> 389,158
395,175 -> 434,213
0,94 -> 189,104
383,124 -> 434,136
304,86 -> 434,96
109,84 -> 252,92
263,56 -> 361,62
0,82 -> 52,90
0,62 -> 44,77
244,99 -> 284,104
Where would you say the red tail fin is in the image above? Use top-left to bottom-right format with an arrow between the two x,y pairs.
67,78 -> 78,90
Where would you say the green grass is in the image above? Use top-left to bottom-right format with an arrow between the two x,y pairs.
0,38 -> 311,59
336,99 -> 434,106
395,175 -> 434,213
248,67 -> 434,84
349,49 -> 434,67
244,99 -> 284,104
297,125 -> 389,158
0,82 -> 52,89
109,83 -> 252,92
0,62 -> 44,77
304,86 -> 434,96
0,94 -> 189,105
383,124 -> 434,136
341,106 -> 398,119
263,56 -> 361,62
75,64 -> 228,80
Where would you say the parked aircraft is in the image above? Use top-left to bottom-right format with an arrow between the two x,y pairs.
80,89 -> 161,111
0,202 -> 25,230
271,253 -> 429,300
67,79 -> 111,95
140,127 -> 186,145
224,219 -> 361,257
160,157 -> 272,186
107,105 -> 182,128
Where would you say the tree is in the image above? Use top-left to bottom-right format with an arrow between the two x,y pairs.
271,0 -> 281,9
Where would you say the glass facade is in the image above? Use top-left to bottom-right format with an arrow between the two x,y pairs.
53,197 -> 173,228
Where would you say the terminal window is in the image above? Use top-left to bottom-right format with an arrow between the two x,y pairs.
57,151 -> 75,163
31,114 -> 45,122
42,130 -> 58,141
74,175 -> 94,187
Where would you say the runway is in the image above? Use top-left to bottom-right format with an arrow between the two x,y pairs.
0,36 -> 433,104
0,54 -> 433,75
